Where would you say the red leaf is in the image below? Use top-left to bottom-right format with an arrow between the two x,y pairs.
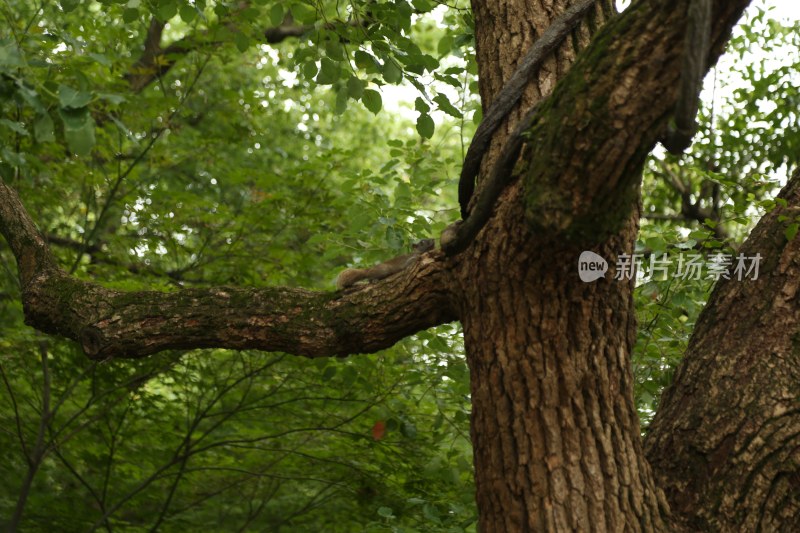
371,420 -> 386,441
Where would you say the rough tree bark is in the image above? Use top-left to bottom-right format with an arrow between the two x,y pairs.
455,1 -> 753,527
6,0 -> 798,530
645,168 -> 800,531
457,1 -> 668,530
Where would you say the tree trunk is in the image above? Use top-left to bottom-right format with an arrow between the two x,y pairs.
645,168 -> 800,531
458,0 -> 667,530
456,200 -> 670,530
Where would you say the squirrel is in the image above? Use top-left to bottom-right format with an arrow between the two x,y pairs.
336,239 -> 435,289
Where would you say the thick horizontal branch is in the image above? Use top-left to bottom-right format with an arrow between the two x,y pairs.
25,265 -> 455,360
0,180 -> 456,359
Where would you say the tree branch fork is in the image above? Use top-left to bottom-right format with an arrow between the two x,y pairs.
1,0 -> 753,361
444,0 -> 751,253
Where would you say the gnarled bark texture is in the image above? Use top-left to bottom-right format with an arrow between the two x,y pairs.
455,195 -> 670,530
458,1 -> 669,529
452,0 -> 751,529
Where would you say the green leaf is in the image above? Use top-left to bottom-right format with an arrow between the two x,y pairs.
414,97 -> 429,114
0,42 -> 24,68
16,85 -> 45,113
179,4 -> 197,22
0,147 -> 26,167
60,0 -> 81,12
122,7 -> 139,23
269,4 -> 285,26
675,239 -> 697,250
645,236 -> 667,252
354,50 -> 377,71
302,61 -> 318,81
59,106 -> 91,130
422,503 -> 440,522
58,85 -> 92,109
419,53 -> 439,72
316,57 -> 340,85
785,223 -> 799,242
213,3 -> 228,17
0,119 -> 28,136
434,73 -> 461,88
88,52 -> 112,66
335,89 -> 348,115
346,76 -> 364,99
340,365 -> 358,385
290,2 -> 316,24
156,0 -> 177,21
109,115 -> 135,140
361,89 -> 382,114
34,113 -> 55,143
97,92 -> 126,105
325,41 -> 345,61
437,35 -> 454,56
382,60 -> 402,84
234,32 -> 250,53
412,0 -> 433,12
433,94 -> 462,118
400,421 -> 417,438
427,335 -> 449,352
377,506 -> 394,518
416,113 -> 434,139
64,119 -> 96,156
239,7 -> 260,22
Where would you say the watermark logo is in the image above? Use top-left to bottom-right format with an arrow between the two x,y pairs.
613,252 -> 761,281
578,251 -> 762,282
578,251 -> 608,282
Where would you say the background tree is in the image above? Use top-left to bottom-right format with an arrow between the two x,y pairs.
1,0 -> 798,531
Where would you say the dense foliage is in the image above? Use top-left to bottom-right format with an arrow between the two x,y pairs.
633,2 -> 799,426
0,0 -> 796,530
